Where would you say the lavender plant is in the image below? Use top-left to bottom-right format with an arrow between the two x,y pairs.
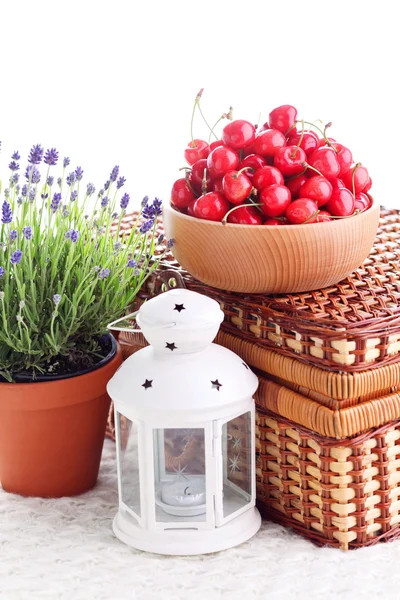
0,144 -> 172,382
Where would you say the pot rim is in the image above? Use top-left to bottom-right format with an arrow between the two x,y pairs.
1,333 -> 118,384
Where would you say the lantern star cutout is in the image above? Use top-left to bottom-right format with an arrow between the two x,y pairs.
211,379 -> 222,391
174,303 -> 186,313
166,342 -> 177,351
173,463 -> 188,481
229,454 -> 241,472
142,379 -> 153,390
232,436 -> 242,450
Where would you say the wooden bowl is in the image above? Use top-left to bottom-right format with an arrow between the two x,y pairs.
163,199 -> 380,294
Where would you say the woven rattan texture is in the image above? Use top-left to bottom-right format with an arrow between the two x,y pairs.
256,408 -> 400,550
130,207 -> 400,372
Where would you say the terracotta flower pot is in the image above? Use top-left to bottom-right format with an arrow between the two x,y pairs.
0,335 -> 122,497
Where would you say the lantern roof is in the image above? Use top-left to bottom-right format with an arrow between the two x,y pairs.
107,342 -> 258,418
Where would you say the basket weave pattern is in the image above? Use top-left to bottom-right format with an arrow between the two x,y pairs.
256,408 -> 400,550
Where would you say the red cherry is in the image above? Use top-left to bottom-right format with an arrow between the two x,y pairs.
259,184 -> 291,217
193,192 -> 230,222
222,119 -> 256,149
206,145 -> 239,179
238,154 -> 266,175
286,198 -> 319,224
242,139 -> 257,157
274,146 -> 306,176
222,170 -> 253,204
171,178 -> 196,210
316,210 -> 332,223
354,193 -> 371,211
187,200 -> 197,217
263,217 -> 282,225
331,143 -> 353,175
342,164 -> 369,194
184,139 -> 210,165
269,105 -> 298,134
299,175 -> 333,207
285,174 -> 308,199
227,206 -> 263,225
212,179 -> 224,193
254,129 -> 287,158
287,130 -> 319,156
363,177 -> 372,193
258,121 -> 270,133
209,140 -> 224,151
325,188 -> 355,216
253,165 -> 284,190
318,137 -> 336,148
191,159 -> 212,188
330,178 -> 345,191
308,147 -> 340,179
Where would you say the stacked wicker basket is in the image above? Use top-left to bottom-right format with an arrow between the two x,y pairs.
109,207 -> 400,550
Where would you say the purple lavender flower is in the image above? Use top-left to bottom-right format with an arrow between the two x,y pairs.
25,165 -> 41,183
11,151 -> 20,160
158,234 -> 165,244
12,173 -> 19,184
104,180 -> 110,191
101,196 -> 109,208
21,184 -> 28,197
0,266 -> 4,279
140,219 -> 154,234
111,212 -> 118,219
15,185 -> 20,194
110,166 -> 119,182
57,177 -> 62,187
75,166 -> 84,181
53,294 -> 62,306
50,192 -> 62,213
66,172 -> 76,186
9,160 -> 19,171
167,238 -> 175,249
47,176 -> 54,186
28,144 -> 44,165
23,226 -> 32,240
63,157 -> 70,168
71,190 -> 78,202
62,206 -> 70,218
1,201 -> 12,224
133,268 -> 140,276
44,148 -> 59,166
117,176 -> 126,189
70,230 -> 79,243
143,197 -> 162,220
10,250 -> 22,265
98,268 -> 110,280
127,259 -> 137,268
4,189 -> 9,199
29,188 -> 36,202
9,230 -> 18,241
86,183 -> 95,196
17,197 -> 22,205
141,195 -> 149,207
120,193 -> 130,209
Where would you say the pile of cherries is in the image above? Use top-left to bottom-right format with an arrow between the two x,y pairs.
170,102 -> 372,225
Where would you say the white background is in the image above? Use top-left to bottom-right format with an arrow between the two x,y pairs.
0,0 -> 398,208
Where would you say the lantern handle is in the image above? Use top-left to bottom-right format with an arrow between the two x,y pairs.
107,310 -> 177,333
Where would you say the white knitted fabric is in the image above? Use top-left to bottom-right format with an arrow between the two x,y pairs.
2,439 -> 400,600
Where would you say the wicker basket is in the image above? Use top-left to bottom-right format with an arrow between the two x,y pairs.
130,207 -> 400,373
256,407 -> 400,550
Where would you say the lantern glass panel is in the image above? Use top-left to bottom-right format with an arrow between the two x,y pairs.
221,411 -> 252,519
118,413 -> 141,518
153,428 -> 207,523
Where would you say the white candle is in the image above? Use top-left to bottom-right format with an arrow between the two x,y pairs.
161,479 -> 206,507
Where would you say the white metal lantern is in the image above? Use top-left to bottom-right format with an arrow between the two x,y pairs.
107,288 -> 261,556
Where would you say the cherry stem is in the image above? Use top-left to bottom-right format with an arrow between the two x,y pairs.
301,162 -> 324,178
248,192 -> 264,214
190,89 -> 204,147
303,209 -> 320,224
179,166 -> 192,171
208,107 -> 233,142
236,166 -> 254,176
351,162 -> 361,197
184,173 -> 196,196
202,168 -> 208,195
222,202 -> 262,225
323,122 -> 338,152
291,119 -> 305,159
296,120 -> 337,150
